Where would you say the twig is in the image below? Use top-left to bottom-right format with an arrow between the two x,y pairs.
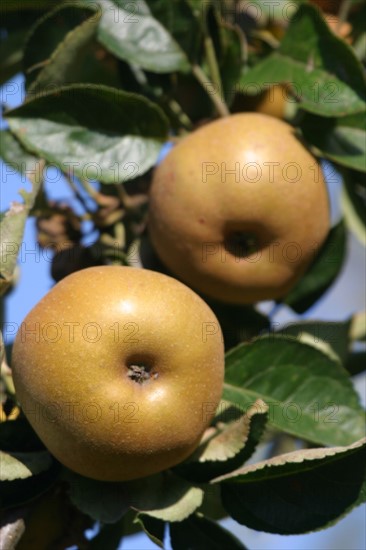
64,174 -> 91,211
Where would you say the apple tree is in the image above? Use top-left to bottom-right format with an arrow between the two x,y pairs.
1,1 -> 365,548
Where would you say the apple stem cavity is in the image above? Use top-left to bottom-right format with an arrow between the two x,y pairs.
224,231 -> 258,259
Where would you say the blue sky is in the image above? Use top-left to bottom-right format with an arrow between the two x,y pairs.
1,74 -> 365,550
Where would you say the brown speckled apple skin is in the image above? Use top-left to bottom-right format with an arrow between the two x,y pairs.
148,113 -> 330,304
12,266 -> 225,481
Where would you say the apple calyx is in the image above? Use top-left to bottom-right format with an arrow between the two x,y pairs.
127,363 -> 159,384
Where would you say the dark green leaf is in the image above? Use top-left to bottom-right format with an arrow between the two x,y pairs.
0,29 -> 25,85
6,84 -> 169,183
342,169 -> 366,244
134,514 -> 165,548
219,438 -> 366,534
201,300 -> 270,351
148,0 -> 202,64
223,336 -> 365,447
0,458 -> 60,509
24,4 -> 101,93
217,22 -> 244,105
64,470 -> 130,523
345,352 -> 366,376
96,0 -> 189,73
88,519 -> 125,550
170,513 -> 248,549
284,220 -> 347,313
240,4 -> 366,116
277,319 -> 352,362
301,114 -> 366,172
0,416 -> 44,453
0,0 -> 51,12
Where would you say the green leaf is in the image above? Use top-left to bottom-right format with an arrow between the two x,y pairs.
0,130 -> 40,177
131,472 -> 203,522
240,4 -> 366,116
88,519 -> 125,550
301,114 -> 366,172
345,352 -> 366,376
0,0 -> 51,12
217,21 -> 244,105
64,470 -> 130,523
0,163 -> 41,295
26,5 -> 99,96
170,513 -> 248,549
197,400 -> 268,463
134,514 -> 165,548
278,319 -> 352,362
0,455 -> 60,509
24,4 -> 100,93
0,417 -> 44,453
219,438 -> 366,534
284,220 -> 347,313
0,29 -> 26,85
202,300 -> 270,351
148,0 -> 202,64
223,336 -> 365,447
174,400 -> 268,482
0,450 -> 52,481
96,0 -> 189,73
341,170 -> 366,245
6,84 -> 169,183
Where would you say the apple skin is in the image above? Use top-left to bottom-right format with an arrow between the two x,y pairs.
11,266 -> 225,481
148,113 -> 330,304
231,84 -> 292,120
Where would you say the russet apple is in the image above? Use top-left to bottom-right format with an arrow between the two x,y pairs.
11,266 -> 225,481
148,113 -> 330,304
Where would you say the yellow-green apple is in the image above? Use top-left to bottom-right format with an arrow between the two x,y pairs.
11,266 -> 224,481
148,113 -> 330,304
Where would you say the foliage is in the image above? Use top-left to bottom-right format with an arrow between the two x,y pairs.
0,0 -> 365,548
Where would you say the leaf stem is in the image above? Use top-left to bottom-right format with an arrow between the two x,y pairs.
192,64 -> 229,117
79,178 -> 104,205
204,35 -> 223,96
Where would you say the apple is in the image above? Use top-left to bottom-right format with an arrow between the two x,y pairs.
231,84 -> 293,120
148,113 -> 330,304
323,13 -> 353,43
11,266 -> 225,481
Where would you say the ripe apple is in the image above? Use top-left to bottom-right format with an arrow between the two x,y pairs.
232,84 -> 293,120
323,13 -> 352,43
11,266 -> 225,481
148,113 -> 330,304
